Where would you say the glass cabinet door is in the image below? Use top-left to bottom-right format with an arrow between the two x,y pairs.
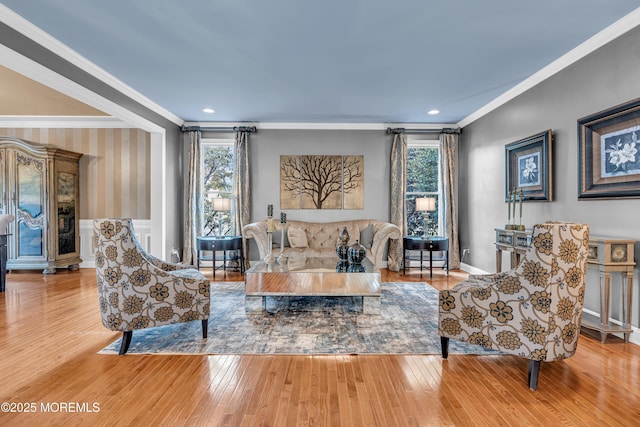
57,172 -> 77,255
16,155 -> 45,258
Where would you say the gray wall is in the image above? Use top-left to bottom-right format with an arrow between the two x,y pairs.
240,129 -> 393,259
164,126 -> 184,257
248,129 -> 393,223
459,25 -> 640,328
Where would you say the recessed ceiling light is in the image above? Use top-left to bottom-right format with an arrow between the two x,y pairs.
202,108 -> 215,114
427,109 -> 440,115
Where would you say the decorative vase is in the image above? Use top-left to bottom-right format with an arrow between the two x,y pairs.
338,227 -> 350,244
336,260 -> 349,272
336,227 -> 350,260
336,243 -> 349,260
347,240 -> 366,264
347,263 -> 366,273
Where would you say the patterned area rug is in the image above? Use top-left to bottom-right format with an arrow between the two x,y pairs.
99,282 -> 498,355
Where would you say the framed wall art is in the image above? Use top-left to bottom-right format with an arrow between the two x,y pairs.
505,129 -> 553,201
578,97 -> 640,199
280,155 -> 364,210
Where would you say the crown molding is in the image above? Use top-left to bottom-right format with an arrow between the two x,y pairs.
258,122 -> 455,130
0,4 -> 183,128
0,116 -> 135,128
187,122 -> 456,131
458,7 -> 640,128
258,122 -> 386,130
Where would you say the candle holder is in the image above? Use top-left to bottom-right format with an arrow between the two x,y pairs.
506,188 -> 523,230
277,223 -> 288,264
515,188 -> 525,230
263,216 -> 276,263
276,213 -> 287,264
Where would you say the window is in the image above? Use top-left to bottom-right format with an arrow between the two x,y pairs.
201,140 -> 234,236
406,141 -> 441,236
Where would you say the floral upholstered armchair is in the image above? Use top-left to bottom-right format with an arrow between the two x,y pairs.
93,218 -> 210,355
438,222 -> 589,390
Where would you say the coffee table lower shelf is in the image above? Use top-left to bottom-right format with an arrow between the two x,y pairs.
245,294 -> 381,314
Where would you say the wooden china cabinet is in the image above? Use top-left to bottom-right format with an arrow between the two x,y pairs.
0,136 -> 83,274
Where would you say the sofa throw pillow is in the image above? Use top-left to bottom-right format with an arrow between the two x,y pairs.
359,224 -> 374,248
288,227 -> 308,248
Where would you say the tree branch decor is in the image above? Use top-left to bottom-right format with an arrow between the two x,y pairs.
280,155 -> 364,209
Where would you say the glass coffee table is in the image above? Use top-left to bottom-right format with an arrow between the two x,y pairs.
244,256 -> 381,314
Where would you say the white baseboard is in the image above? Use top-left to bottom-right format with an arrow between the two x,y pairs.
459,262 -> 489,275
79,219 -> 151,269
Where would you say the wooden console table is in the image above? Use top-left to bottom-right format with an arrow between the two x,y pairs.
583,237 -> 635,343
494,228 -> 532,272
494,229 -> 636,343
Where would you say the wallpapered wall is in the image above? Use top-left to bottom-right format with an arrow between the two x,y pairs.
0,127 -> 150,219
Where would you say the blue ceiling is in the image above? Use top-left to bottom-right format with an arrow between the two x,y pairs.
2,0 -> 639,124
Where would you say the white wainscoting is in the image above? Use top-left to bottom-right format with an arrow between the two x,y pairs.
79,219 -> 151,269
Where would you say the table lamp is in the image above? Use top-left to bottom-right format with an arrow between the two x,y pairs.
416,197 -> 436,237
212,197 -> 231,236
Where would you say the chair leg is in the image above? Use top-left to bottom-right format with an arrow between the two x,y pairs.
440,336 -> 449,359
202,319 -> 208,339
119,331 -> 132,356
528,359 -> 541,390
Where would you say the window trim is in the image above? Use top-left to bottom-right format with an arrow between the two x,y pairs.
201,138 -> 234,147
200,139 -> 234,236
406,139 -> 442,236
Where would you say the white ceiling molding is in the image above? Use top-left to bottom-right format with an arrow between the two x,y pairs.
0,116 -> 135,128
458,6 -> 640,128
0,4 -> 182,128
0,44 -> 164,134
258,122 -> 386,130
184,122 -> 256,129
387,123 -> 455,130
187,122 -> 457,131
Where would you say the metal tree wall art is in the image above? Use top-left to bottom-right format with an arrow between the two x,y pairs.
280,155 -> 364,209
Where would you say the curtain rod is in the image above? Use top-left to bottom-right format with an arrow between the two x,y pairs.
386,127 -> 460,135
181,125 -> 257,133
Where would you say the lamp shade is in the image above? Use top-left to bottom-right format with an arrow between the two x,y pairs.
416,197 -> 436,212
212,197 -> 231,211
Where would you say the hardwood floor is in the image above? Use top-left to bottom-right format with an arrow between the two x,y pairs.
1,268 -> 639,426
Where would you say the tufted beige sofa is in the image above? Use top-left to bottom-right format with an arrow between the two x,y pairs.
242,219 -> 401,271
